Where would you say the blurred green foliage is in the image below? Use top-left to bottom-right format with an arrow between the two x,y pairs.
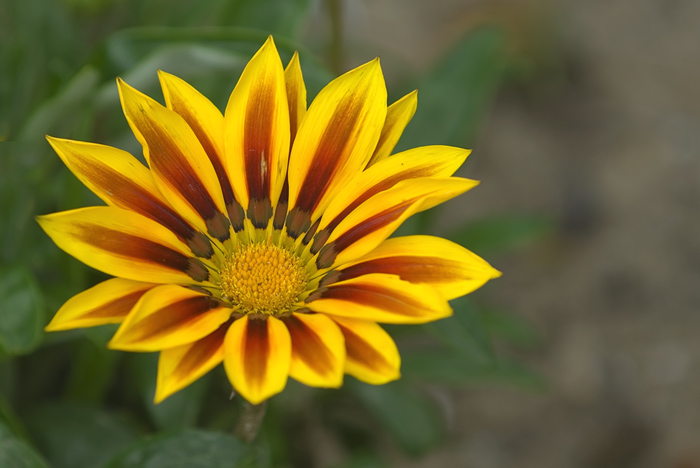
0,0 -> 552,466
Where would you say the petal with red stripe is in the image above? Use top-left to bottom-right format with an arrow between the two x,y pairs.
285,51 -> 307,145
45,278 -> 155,331
159,71 -> 246,232
329,235 -> 501,300
47,137 -> 213,258
224,37 -> 290,229
331,316 -> 400,384
283,313 -> 345,388
223,316 -> 291,404
118,78 -> 230,241
315,177 -> 478,269
37,207 -> 209,284
365,90 -> 418,168
306,274 -> 452,324
155,322 -> 228,403
313,146 -> 471,252
272,51 -> 308,231
285,59 -> 387,237
108,284 -> 231,351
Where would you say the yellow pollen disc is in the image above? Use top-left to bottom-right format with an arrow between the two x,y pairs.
220,242 -> 307,315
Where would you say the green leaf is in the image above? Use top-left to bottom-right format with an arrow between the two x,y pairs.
423,297 -> 493,364
24,402 -> 137,468
221,0 -> 313,38
449,213 -> 554,255
332,452 -> 389,468
0,420 -> 49,468
0,389 -> 30,443
398,26 -> 506,150
478,308 -> 540,348
104,27 -> 320,71
402,350 -> 545,390
17,66 -> 99,140
101,27 -> 332,92
105,429 -> 256,468
0,267 -> 45,355
347,380 -> 443,456
63,336 -> 121,403
128,353 -> 209,431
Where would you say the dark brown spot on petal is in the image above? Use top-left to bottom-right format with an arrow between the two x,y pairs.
273,179 -> 290,231
247,198 -> 273,229
273,201 -> 288,231
310,228 -> 331,254
205,212 -> 231,242
227,201 -> 246,232
302,218 -> 321,246
319,271 -> 342,288
284,315 -> 334,376
75,224 -> 209,282
185,258 -> 210,283
186,284 -> 213,296
285,207 -> 311,239
186,232 -> 214,258
316,243 -> 338,270
304,288 -> 327,303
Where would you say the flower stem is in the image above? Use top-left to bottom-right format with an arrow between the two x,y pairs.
234,400 -> 267,443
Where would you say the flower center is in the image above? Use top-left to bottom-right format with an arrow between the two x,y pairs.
220,242 -> 307,315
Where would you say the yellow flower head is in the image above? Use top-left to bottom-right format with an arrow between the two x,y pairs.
37,37 -> 501,405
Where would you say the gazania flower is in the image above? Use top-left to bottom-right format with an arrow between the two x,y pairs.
38,37 -> 500,405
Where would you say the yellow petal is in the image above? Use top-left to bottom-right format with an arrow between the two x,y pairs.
306,273 -> 452,324
331,235 -> 501,300
224,36 -> 290,228
159,71 -> 246,233
272,51 -> 307,231
285,51 -> 307,145
45,278 -> 155,332
315,146 -> 472,248
284,313 -> 345,388
109,285 -> 231,352
285,58 -> 387,238
37,207 -> 209,284
331,316 -> 400,384
46,137 -> 213,258
223,316 -> 291,404
365,90 -> 418,168
118,78 -> 230,242
155,322 -> 228,403
315,177 -> 479,269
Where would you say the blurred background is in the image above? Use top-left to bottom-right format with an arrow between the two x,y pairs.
2,0 -> 699,467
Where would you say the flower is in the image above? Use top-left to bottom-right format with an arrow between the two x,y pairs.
37,37 -> 501,405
